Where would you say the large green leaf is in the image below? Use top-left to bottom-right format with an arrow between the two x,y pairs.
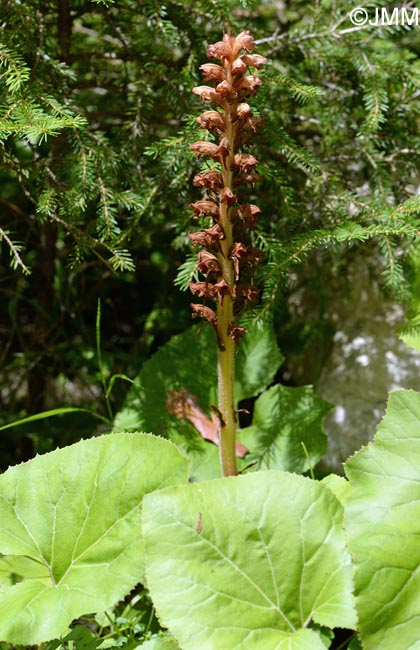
143,471 -> 356,650
0,433 -> 188,644
139,636 -> 180,650
240,385 -> 332,472
113,321 -> 283,434
344,390 -> 420,650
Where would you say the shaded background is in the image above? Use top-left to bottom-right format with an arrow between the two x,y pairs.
1,0 -> 420,471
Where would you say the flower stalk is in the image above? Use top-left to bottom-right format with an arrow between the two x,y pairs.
189,29 -> 266,476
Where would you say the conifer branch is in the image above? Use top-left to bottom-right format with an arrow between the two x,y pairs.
0,227 -> 30,274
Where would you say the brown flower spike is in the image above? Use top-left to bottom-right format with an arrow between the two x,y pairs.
188,28 -> 265,477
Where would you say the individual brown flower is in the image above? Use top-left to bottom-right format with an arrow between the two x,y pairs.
234,116 -> 264,147
229,242 -> 264,279
190,303 -> 218,323
190,279 -> 230,303
236,102 -> 252,119
234,75 -> 262,97
190,199 -> 220,219
213,279 -> 231,301
189,139 -> 230,165
233,171 -> 264,187
196,250 -> 221,275
190,141 -> 221,160
233,31 -> 255,55
192,85 -> 226,108
207,34 -> 233,63
189,224 -> 224,250
215,80 -> 232,99
193,170 -> 223,191
199,63 -> 225,82
233,284 -> 260,303
189,282 -> 214,299
231,204 -> 261,229
196,110 -> 225,135
220,187 -> 237,206
242,54 -> 267,69
191,303 -> 224,350
231,58 -> 247,76
233,153 -> 258,172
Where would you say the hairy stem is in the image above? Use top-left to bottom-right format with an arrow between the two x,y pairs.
217,330 -> 236,475
217,90 -> 237,476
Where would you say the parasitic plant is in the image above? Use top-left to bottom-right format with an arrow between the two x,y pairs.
189,29 -> 266,476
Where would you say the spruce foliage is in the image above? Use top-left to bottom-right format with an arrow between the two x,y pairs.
0,0 -> 419,436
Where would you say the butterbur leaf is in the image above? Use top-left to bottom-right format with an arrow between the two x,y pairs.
143,471 -> 357,650
239,385 -> 332,473
0,433 -> 188,644
344,389 -> 420,650
140,636 -> 180,650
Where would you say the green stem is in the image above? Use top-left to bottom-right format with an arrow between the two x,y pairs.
217,72 -> 237,477
217,305 -> 236,476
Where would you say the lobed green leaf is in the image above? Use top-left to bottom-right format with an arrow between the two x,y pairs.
345,390 -> 420,649
240,384 -> 331,472
143,471 -> 357,650
0,433 -> 188,644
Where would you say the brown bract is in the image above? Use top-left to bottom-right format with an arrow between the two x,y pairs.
227,322 -> 248,345
166,389 -> 248,457
231,204 -> 260,230
233,171 -> 264,187
233,284 -> 260,303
